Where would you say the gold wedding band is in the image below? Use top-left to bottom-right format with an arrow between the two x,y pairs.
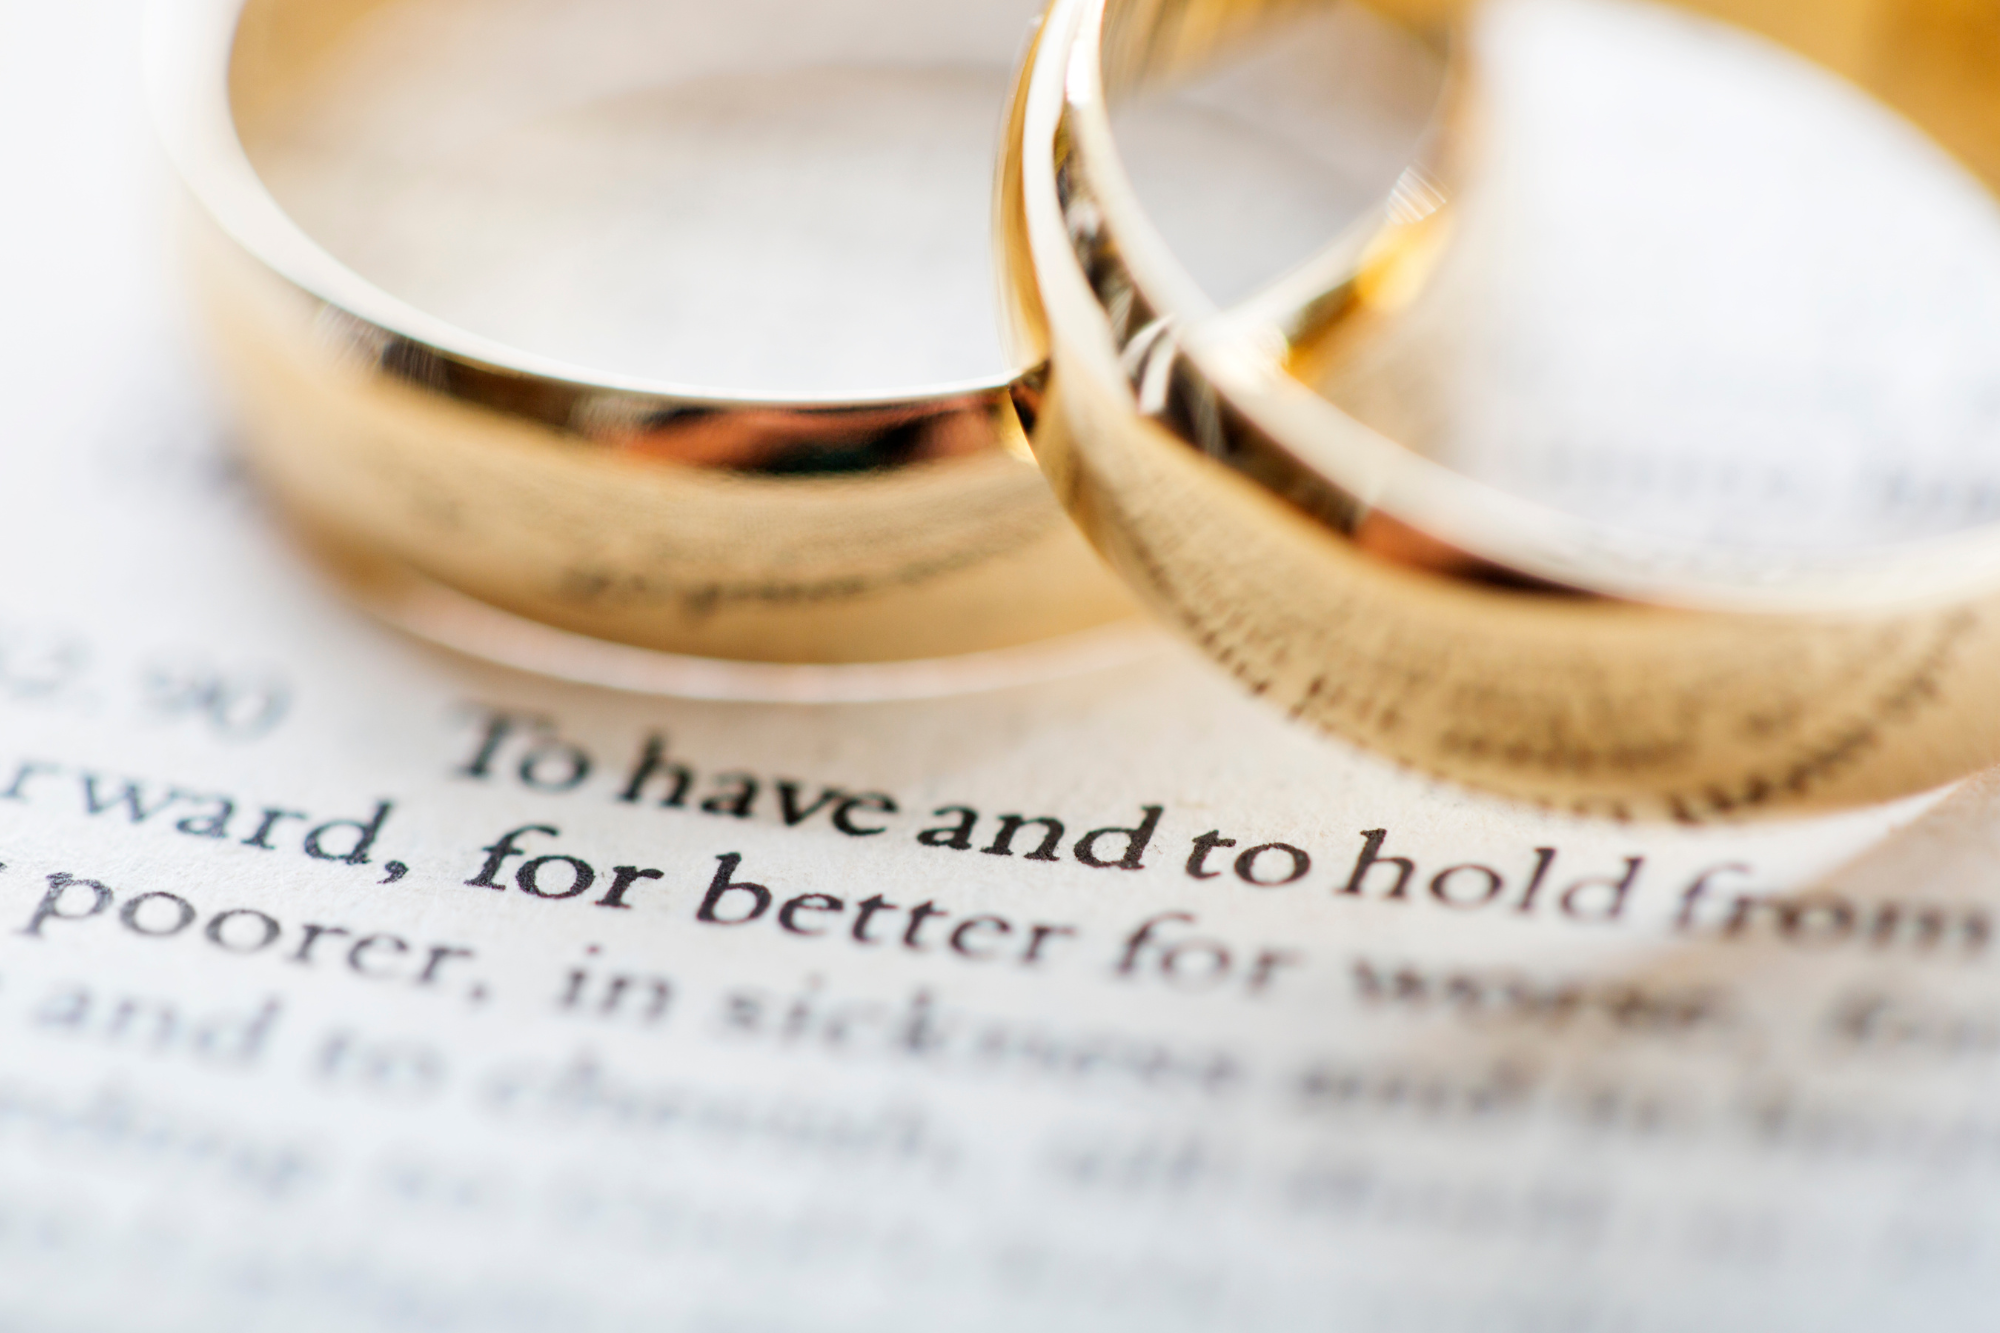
149,0 -> 1140,669
1006,0 -> 2000,819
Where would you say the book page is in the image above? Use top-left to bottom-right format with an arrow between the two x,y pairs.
5,2 -> 1999,1330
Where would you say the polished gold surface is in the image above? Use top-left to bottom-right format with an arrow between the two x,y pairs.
153,0 -> 1139,667
1005,0 -> 2000,818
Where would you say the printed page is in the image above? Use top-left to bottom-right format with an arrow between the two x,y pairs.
5,2 -> 2000,1330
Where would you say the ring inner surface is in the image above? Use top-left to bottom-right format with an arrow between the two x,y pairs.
1106,2 -> 1444,308
229,0 -> 1045,398
1094,0 -> 2000,583
1307,0 -> 2000,561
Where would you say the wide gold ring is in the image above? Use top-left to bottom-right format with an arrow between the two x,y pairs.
1006,0 -> 2000,819
148,0 -> 1142,674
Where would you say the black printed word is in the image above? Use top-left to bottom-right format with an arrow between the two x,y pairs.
480,1048 -> 950,1169
452,707 -> 1177,872
557,949 -> 674,1027
1828,990 -> 2000,1061
917,804 -> 1164,871
464,825 -> 666,910
0,759 -> 395,868
718,980 -> 1245,1098
695,854 -> 1079,967
0,622 -> 290,742
1338,831 -> 1641,922
1114,913 -> 1302,997
1350,958 -> 1730,1035
18,871 -> 478,992
453,709 -> 897,836
1675,864 -> 1991,959
1291,1058 -> 1537,1125
31,983 -> 281,1069
1185,828 -> 1648,925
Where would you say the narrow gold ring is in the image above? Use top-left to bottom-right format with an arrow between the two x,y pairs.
148,0 -> 1142,669
1006,0 -> 2000,820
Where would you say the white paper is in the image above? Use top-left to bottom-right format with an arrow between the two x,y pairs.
5,2 -> 2000,1329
